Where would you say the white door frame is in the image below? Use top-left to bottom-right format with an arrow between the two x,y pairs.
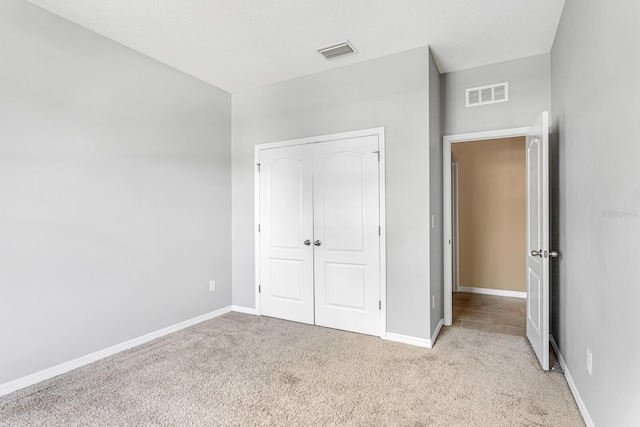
255,127 -> 387,338
442,127 -> 530,326
451,156 -> 460,292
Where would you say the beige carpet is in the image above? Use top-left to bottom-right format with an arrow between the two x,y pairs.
0,312 -> 584,426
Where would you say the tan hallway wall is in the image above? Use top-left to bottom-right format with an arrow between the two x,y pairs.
451,137 -> 526,292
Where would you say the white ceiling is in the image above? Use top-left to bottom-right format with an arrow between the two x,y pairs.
25,0 -> 566,93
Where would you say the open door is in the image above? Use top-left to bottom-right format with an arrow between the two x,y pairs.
526,111 -> 551,370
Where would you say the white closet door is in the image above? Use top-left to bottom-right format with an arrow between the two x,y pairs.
312,136 -> 381,336
259,145 -> 314,324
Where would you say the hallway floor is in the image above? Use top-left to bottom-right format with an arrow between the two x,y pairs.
452,292 -> 526,336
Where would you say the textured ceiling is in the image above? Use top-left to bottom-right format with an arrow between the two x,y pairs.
25,0 -> 566,93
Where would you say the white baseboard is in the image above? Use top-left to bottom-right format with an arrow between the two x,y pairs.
385,319 -> 444,349
232,305 -> 258,315
550,335 -> 595,427
457,286 -> 526,299
0,306 -> 233,398
385,332 -> 433,348
430,318 -> 444,346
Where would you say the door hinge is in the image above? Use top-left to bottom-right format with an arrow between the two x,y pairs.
258,285 -> 261,293
373,151 -> 380,161
378,226 -> 381,236
258,224 -> 261,232
379,300 -> 382,310
256,163 -> 261,172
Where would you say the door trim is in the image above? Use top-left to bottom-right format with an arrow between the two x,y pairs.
442,127 -> 530,326
255,127 -> 387,339
451,155 -> 459,292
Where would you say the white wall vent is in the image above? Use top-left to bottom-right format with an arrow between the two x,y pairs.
466,82 -> 509,107
317,41 -> 357,60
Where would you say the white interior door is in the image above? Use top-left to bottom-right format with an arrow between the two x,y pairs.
526,111 -> 550,370
259,145 -> 314,324
312,136 -> 381,336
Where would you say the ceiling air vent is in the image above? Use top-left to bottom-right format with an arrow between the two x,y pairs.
466,82 -> 509,107
317,41 -> 357,60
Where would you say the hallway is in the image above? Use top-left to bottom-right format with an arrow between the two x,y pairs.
452,292 -> 526,336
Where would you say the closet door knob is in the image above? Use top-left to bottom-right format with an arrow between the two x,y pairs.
314,240 -> 322,247
303,240 -> 311,246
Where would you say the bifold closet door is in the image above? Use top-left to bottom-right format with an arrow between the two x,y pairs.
259,145 -> 314,324
313,136 -> 381,336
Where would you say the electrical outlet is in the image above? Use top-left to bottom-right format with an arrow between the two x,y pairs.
209,280 -> 216,292
586,349 -> 592,375
432,294 -> 435,309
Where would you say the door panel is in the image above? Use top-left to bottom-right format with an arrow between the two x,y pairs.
322,152 -> 366,252
259,146 -> 314,324
270,259 -> 304,301
526,111 -> 550,370
528,269 -> 541,330
269,158 -> 304,248
313,136 -> 381,336
324,263 -> 367,310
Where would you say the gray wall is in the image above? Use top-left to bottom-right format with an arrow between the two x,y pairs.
429,48 -> 443,335
442,54 -> 550,135
551,0 -> 640,425
232,47 -> 433,339
0,0 -> 232,385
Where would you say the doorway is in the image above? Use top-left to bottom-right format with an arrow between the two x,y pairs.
443,126 -> 531,326
450,137 -> 527,335
255,128 -> 387,338
443,114 -> 552,370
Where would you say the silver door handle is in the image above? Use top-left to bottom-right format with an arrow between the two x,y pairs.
549,251 -> 559,258
314,240 -> 322,247
304,240 -> 311,246
531,250 -> 543,257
